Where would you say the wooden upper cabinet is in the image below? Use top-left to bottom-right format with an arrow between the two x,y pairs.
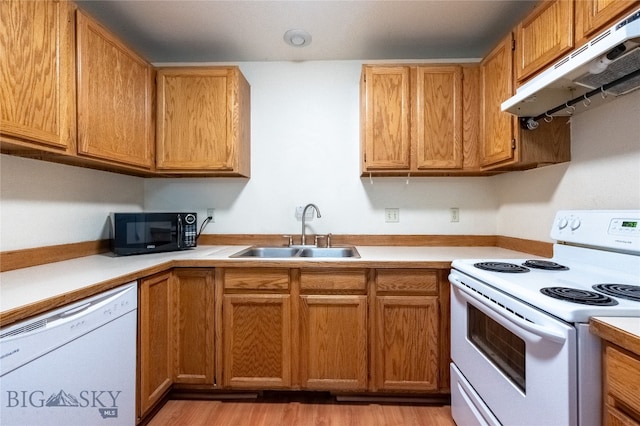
360,64 -> 464,173
413,66 -> 463,169
76,10 -> 154,170
576,0 -> 639,44
0,0 -> 75,152
156,67 -> 251,176
361,66 -> 411,171
515,0 -> 574,83
480,34 -> 516,168
481,32 -> 571,171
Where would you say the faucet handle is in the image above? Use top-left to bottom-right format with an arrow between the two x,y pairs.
326,233 -> 332,248
314,234 -> 326,247
282,235 -> 293,246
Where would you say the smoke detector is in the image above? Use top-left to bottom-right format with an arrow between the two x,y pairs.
283,29 -> 312,47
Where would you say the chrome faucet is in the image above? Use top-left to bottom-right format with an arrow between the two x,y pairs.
301,203 -> 321,246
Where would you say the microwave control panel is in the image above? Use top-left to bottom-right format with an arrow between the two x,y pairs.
183,213 -> 197,247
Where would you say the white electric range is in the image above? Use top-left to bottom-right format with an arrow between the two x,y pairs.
449,210 -> 640,426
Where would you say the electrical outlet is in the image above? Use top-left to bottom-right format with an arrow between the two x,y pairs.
207,208 -> 215,222
450,207 -> 459,223
296,206 -> 316,221
385,208 -> 400,223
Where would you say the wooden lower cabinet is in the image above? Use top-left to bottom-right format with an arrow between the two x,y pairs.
172,269 -> 215,385
603,343 -> 640,425
138,271 -> 173,418
299,269 -> 369,391
138,266 -> 450,412
221,268 -> 292,389
371,269 -> 448,393
222,294 -> 291,388
299,295 -> 368,390
373,295 -> 440,391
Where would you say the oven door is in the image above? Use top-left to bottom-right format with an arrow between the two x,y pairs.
449,271 -> 577,426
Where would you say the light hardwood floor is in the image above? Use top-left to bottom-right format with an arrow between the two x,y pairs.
148,398 -> 456,426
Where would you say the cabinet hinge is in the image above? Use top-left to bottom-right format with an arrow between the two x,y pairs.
364,153 -> 366,163
511,139 -> 516,150
511,39 -> 516,51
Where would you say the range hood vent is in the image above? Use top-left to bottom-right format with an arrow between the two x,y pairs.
502,8 -> 640,126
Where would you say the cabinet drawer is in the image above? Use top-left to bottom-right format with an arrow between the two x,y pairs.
606,344 -> 640,420
375,269 -> 438,294
300,269 -> 367,292
604,403 -> 640,426
223,268 -> 290,291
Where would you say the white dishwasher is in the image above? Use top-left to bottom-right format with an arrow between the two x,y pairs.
1,282 -> 137,426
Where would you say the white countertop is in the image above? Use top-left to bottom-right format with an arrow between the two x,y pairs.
592,316 -> 640,339
0,244 -> 534,323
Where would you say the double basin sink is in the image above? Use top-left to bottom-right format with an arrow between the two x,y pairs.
230,246 -> 360,258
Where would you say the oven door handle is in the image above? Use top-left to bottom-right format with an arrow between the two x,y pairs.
450,277 -> 567,344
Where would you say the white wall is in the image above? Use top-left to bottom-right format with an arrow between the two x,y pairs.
494,89 -> 640,243
0,154 -> 144,250
144,61 -> 499,237
2,61 -> 638,251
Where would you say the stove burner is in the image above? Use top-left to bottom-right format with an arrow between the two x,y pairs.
540,287 -> 618,306
474,262 -> 530,273
522,260 -> 569,271
592,284 -> 640,302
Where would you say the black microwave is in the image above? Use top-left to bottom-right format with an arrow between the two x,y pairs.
110,212 -> 197,256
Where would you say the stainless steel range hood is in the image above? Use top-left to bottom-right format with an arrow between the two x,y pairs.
502,8 -> 640,120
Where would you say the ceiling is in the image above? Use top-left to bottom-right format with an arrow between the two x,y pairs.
75,0 -> 538,63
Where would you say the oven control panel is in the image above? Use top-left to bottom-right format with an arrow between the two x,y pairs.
608,218 -> 640,236
551,210 -> 640,253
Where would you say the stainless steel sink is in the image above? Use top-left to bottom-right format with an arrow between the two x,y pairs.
229,246 -> 360,258
299,247 -> 360,258
229,246 -> 302,258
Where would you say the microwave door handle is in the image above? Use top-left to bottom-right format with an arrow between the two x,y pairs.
177,215 -> 183,248
450,277 -> 567,344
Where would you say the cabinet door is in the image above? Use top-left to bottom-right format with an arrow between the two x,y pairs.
374,296 -> 440,391
361,66 -> 411,171
603,343 -> 640,425
76,11 -> 154,169
480,34 -> 517,169
0,0 -> 75,151
156,67 -> 250,175
577,0 -> 638,43
414,66 -> 463,169
139,272 -> 173,417
222,294 -> 291,388
299,295 -> 368,391
173,269 -> 215,385
515,0 -> 574,82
